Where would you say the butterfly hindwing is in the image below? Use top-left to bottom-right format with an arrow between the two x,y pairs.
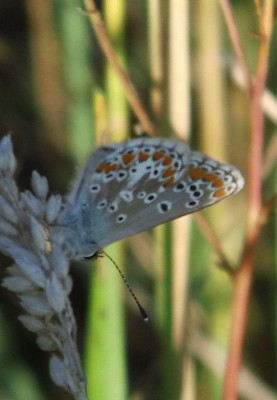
57,137 -> 244,257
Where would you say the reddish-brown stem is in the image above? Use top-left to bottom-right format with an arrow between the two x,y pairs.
220,0 -> 253,95
84,0 -> 156,137
222,1 -> 273,399
223,197 -> 275,399
223,221 -> 261,399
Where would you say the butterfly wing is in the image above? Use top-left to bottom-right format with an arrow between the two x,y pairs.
57,137 -> 244,257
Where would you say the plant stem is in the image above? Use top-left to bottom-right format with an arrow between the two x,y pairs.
220,0 -> 253,95
222,1 -> 273,398
84,0 -> 156,136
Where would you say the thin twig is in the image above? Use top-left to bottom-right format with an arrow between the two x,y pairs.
194,213 -> 234,272
228,61 -> 277,124
83,0 -> 156,137
248,2 -> 273,228
220,0 -> 253,95
253,0 -> 264,33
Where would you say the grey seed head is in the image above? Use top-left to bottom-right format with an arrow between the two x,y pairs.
20,191 -> 44,218
0,194 -> 18,224
30,216 -> 47,253
46,195 -> 62,224
31,171 -> 49,199
2,276 -> 35,293
18,315 -> 45,333
49,356 -> 68,388
0,219 -> 18,236
11,247 -> 46,288
19,293 -> 52,317
49,245 -> 69,279
46,272 -> 66,313
0,135 -> 16,173
37,335 -> 58,351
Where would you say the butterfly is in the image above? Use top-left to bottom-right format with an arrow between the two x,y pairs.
53,137 -> 244,259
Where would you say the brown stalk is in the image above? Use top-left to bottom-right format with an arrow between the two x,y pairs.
223,197 -> 275,400
220,1 -> 274,399
83,0 -> 156,137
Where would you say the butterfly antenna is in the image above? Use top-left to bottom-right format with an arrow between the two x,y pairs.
102,250 -> 149,323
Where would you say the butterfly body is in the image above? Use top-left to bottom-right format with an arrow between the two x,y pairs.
53,137 -> 244,258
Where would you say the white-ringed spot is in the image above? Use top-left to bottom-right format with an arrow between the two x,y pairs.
187,183 -> 200,193
103,172 -> 116,182
97,199 -> 107,209
185,200 -> 199,208
116,170 -> 128,181
120,190 -> 134,202
157,201 -> 172,214
144,193 -> 158,204
108,203 -> 118,213
90,184 -> 101,193
223,175 -> 233,184
212,169 -> 225,178
173,181 -> 186,192
191,189 -> 204,199
137,191 -> 146,199
116,214 -> 127,223
130,167 -> 138,175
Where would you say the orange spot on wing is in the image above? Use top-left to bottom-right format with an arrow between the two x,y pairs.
122,153 -> 135,165
163,176 -> 175,188
212,178 -> 224,188
162,167 -> 176,178
138,151 -> 150,162
96,165 -> 103,173
214,189 -> 226,198
188,167 -> 205,180
96,162 -> 118,173
162,156 -> 172,166
153,151 -> 165,160
203,173 -> 218,182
